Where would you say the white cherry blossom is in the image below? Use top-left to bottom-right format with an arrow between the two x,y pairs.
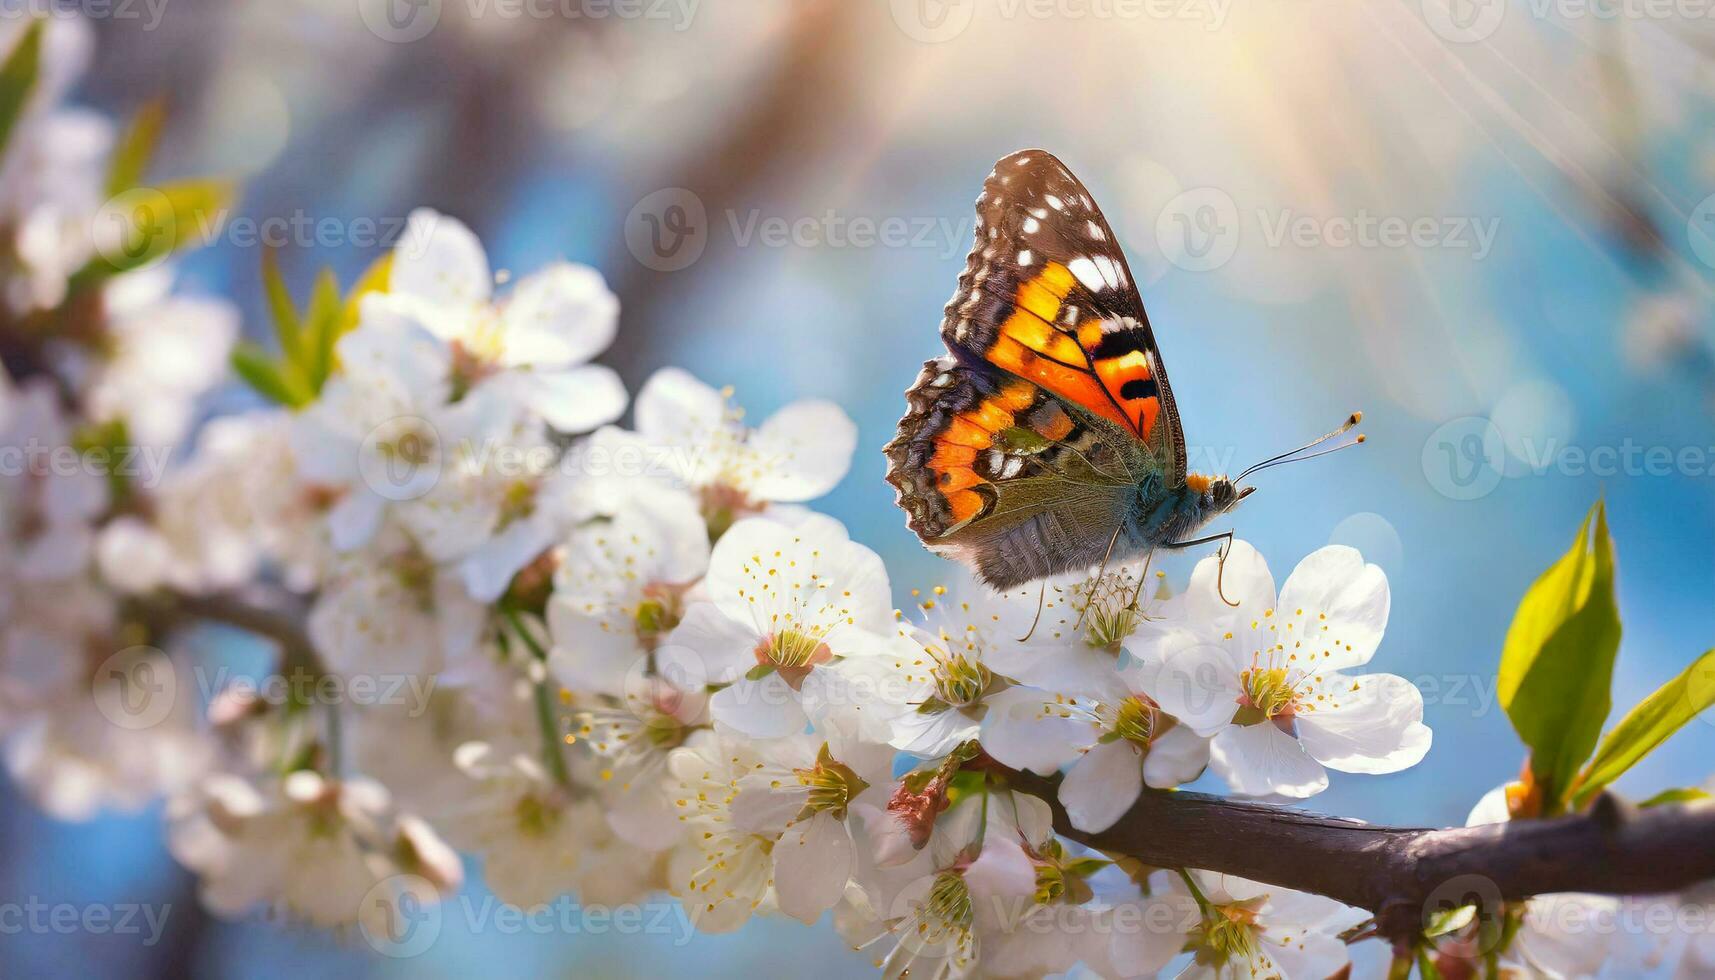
611,367 -> 857,529
668,515 -> 898,739
1139,542 -> 1430,799
379,208 -> 626,433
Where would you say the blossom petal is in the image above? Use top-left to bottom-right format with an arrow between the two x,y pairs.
666,602 -> 758,682
633,367 -> 725,450
979,687 -> 1090,776
1276,545 -> 1389,670
1147,632 -> 1244,737
1295,672 -> 1431,775
746,399 -> 858,502
710,673 -> 808,738
390,209 -> 490,315
500,262 -> 618,368
519,365 -> 628,433
1142,724 -> 1211,789
773,812 -> 853,923
1185,538 -> 1275,625
1060,739 -> 1143,832
1211,723 -> 1328,798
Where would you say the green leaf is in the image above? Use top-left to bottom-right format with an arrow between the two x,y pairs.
302,266 -> 342,389
72,179 -> 236,286
106,98 -> 166,196
0,20 -> 44,157
1424,903 -> 1476,939
1497,501 -> 1622,812
231,343 -> 308,407
1571,647 -> 1715,808
1637,787 -> 1712,808
260,247 -> 302,369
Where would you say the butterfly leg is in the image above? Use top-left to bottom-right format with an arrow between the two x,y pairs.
1126,548 -> 1155,616
1162,529 -> 1239,606
1073,523 -> 1127,633
1017,580 -> 1048,643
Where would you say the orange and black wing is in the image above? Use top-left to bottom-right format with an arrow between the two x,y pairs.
940,149 -> 1185,476
885,151 -> 1189,587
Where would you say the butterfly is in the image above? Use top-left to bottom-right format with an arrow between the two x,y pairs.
884,149 -> 1360,591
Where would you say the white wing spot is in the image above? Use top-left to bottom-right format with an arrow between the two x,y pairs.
1068,256 -> 1106,291
1017,249 -> 1034,266
1045,194 -> 1065,211
1022,217 -> 1040,234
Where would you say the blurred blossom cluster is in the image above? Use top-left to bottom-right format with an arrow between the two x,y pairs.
4,14 -> 1715,980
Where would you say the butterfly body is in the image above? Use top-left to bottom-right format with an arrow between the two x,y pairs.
885,149 -> 1250,590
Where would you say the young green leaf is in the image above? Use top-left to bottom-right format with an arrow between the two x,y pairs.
1496,501 -> 1622,812
260,247 -> 303,369
231,343 -> 308,407
1570,648 -> 1715,809
0,20 -> 44,156
302,267 -> 342,389
72,179 -> 236,286
106,98 -> 167,196
1637,787 -> 1711,808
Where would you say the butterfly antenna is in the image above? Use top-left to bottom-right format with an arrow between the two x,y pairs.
1018,581 -> 1048,643
1235,412 -> 1364,483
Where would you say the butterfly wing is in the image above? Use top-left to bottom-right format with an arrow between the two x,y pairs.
884,354 -> 1146,588
945,149 -> 1185,476
885,150 -> 1186,589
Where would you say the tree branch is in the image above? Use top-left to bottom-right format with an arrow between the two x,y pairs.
1010,772 -> 1715,943
162,590 -> 1715,947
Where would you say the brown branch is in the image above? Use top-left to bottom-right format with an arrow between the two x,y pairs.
1010,772 -> 1715,944
162,590 -> 1715,947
